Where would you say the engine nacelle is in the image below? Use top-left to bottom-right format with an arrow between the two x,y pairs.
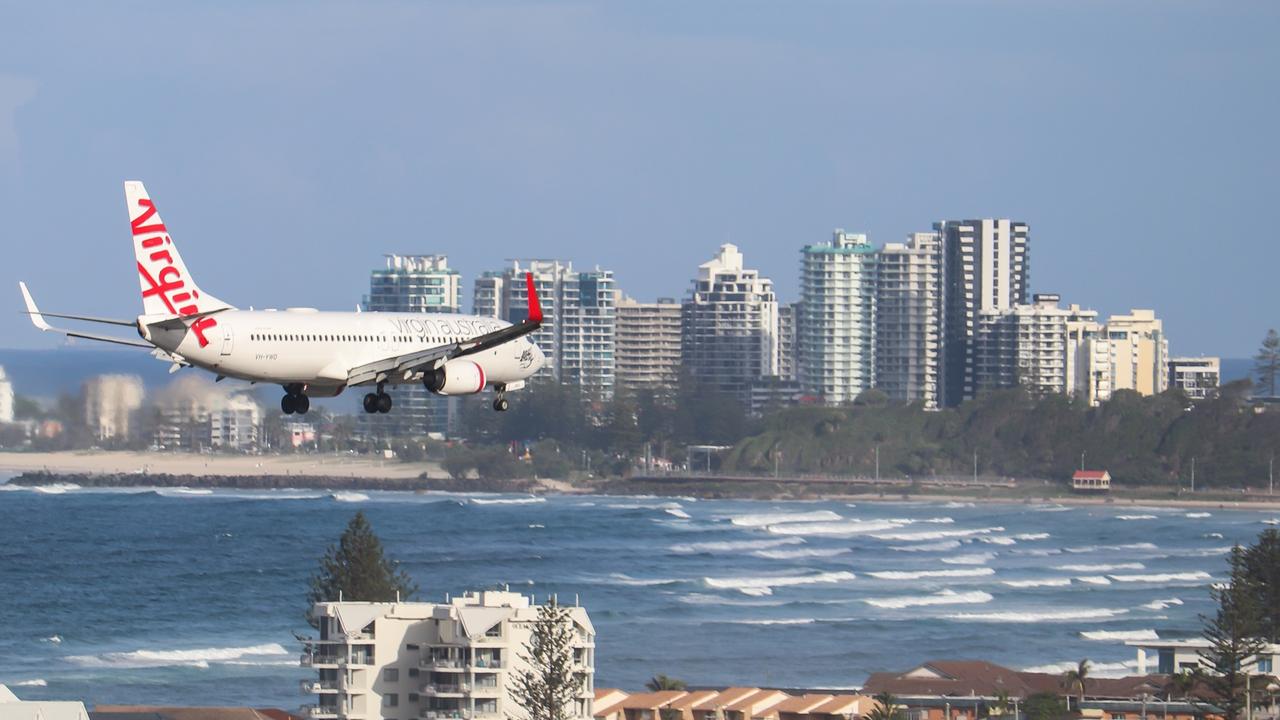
423,359 -> 487,396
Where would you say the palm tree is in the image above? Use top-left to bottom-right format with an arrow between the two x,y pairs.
989,689 -> 1012,718
1061,659 -> 1091,710
1168,669 -> 1198,703
646,674 -> 688,692
867,692 -> 903,720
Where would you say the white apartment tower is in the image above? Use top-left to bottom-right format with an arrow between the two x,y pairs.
875,232 -> 944,409
938,219 -> 1030,406
82,374 -> 145,442
302,591 -> 595,720
797,231 -> 877,405
681,244 -> 779,401
777,302 -> 798,383
474,261 -> 615,400
973,294 -> 1097,397
1103,309 -> 1170,397
1169,357 -> 1220,401
614,296 -> 682,393
0,366 -> 13,424
361,255 -> 462,438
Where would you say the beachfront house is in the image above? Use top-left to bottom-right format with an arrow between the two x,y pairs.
1073,470 -> 1112,492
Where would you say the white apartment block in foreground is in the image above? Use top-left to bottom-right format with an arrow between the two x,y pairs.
0,366 -> 14,424
974,294 -> 1097,397
875,232 -> 943,409
302,591 -> 595,720
1169,356 -> 1220,400
797,230 -> 877,405
82,374 -> 145,442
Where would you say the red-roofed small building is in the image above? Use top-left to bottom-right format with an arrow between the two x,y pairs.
1072,470 -> 1111,491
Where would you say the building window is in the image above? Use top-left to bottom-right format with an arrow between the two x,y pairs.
383,668 -> 399,682
1258,657 -> 1273,673
383,694 -> 399,708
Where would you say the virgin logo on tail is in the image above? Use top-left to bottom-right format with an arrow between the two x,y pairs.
132,198 -> 217,347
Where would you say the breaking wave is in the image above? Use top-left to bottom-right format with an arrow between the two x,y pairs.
670,537 -> 803,554
1184,512 -> 1211,518
1076,576 -> 1113,585
1014,533 -> 1051,541
1002,578 -> 1073,588
1116,514 -> 1158,521
865,589 -> 994,609
65,642 -> 290,669
11,679 -> 47,687
753,547 -> 852,560
1143,597 -> 1184,610
767,519 -> 910,537
1055,563 -> 1145,572
469,496 -> 545,505
1108,571 -> 1212,583
331,491 -> 370,503
889,540 -> 963,552
940,553 -> 995,565
729,510 -> 842,527
606,573 -> 684,587
872,527 -> 1003,542
1080,629 -> 1158,641
867,567 -> 994,580
703,570 -> 856,596
947,608 -> 1129,623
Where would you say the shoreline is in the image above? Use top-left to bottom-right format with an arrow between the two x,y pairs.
3,455 -> 1279,510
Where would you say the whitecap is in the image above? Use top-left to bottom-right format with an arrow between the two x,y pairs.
65,642 -> 290,669
1023,659 -> 1143,676
1080,629 -> 1159,641
11,679 -> 47,687
528,524 -> 545,529
670,537 -> 803,554
872,527 -> 1004,542
947,608 -> 1128,623
158,487 -> 214,497
943,502 -> 976,508
33,483 -> 81,494
42,635 -> 62,644
470,496 -> 544,505
890,540 -> 963,552
1203,532 -> 1224,539
727,618 -> 817,626
1034,505 -> 1072,512
1184,512 -> 1211,518
978,536 -> 1017,546
1143,597 -> 1184,610
940,553 -> 995,566
1063,542 -> 1158,554
1055,563 -> 1145,572
677,593 -> 788,608
331,491 -> 370,503
1108,571 -> 1212,583
767,519 -> 909,537
867,567 -> 994,580
1116,514 -> 1158,520
703,570 -> 856,595
664,508 -> 691,519
752,547 -> 852,560
729,510 -> 842,527
1076,576 -> 1113,585
1014,533 -> 1050,541
606,573 -> 683,587
1002,578 -> 1073,588
865,589 -> 994,609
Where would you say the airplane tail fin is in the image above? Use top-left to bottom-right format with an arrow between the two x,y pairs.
126,181 -> 233,318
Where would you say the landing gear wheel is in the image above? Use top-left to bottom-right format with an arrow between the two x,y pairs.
376,392 -> 393,414
493,397 -> 509,412
281,394 -> 297,415
294,394 -> 310,414
363,393 -> 379,414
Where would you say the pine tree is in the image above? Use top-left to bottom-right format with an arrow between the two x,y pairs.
307,511 -> 418,608
1239,529 -> 1280,642
512,598 -> 579,720
1256,329 -> 1280,397
1196,547 -> 1266,720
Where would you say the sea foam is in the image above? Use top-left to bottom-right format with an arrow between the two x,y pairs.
1001,578 -> 1073,588
729,510 -> 843,527
940,553 -> 995,565
1108,571 -> 1211,583
1080,629 -> 1159,641
865,589 -> 994,609
66,642 -> 290,669
670,537 -> 802,554
867,567 -> 994,580
947,608 -> 1128,623
703,570 -> 856,596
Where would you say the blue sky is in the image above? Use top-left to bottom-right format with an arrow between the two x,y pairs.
1,1 -> 1276,356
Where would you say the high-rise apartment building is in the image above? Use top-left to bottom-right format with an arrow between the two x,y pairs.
797,230 -> 877,405
938,219 -> 1030,406
151,379 -> 262,451
82,374 -> 145,442
474,261 -> 615,399
359,255 -> 463,438
973,294 -> 1097,397
875,232 -> 944,409
302,591 -> 595,720
681,244 -> 778,401
614,296 -> 682,393
777,302 -> 798,383
1169,357 -> 1220,401
1066,312 -> 1110,406
1103,309 -> 1170,397
0,366 -> 13,424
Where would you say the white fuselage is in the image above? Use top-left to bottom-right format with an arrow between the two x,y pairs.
143,309 -> 545,396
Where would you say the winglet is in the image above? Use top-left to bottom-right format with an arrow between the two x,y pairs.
525,272 -> 542,324
18,282 -> 53,332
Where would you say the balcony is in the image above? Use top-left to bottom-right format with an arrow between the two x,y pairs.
301,653 -> 341,668
300,705 -> 340,719
471,684 -> 500,697
422,658 -> 467,671
422,684 -> 471,696
422,711 -> 472,720
472,658 -> 503,670
301,680 -> 341,694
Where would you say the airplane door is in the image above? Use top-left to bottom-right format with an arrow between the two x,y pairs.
221,324 -> 233,356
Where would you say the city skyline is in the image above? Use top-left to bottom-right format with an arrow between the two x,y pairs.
1,2 -> 1277,357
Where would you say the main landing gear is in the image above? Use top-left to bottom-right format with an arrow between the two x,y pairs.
363,383 -> 392,414
281,386 -> 310,415
492,384 -> 509,412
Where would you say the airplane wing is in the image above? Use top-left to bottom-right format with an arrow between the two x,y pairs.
19,281 -> 153,349
346,272 -> 544,387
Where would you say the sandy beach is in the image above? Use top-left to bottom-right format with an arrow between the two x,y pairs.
0,450 -> 443,481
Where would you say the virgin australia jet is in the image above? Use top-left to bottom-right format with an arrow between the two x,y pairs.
19,181 -> 545,416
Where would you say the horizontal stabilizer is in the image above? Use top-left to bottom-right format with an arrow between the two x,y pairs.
18,281 -> 152,349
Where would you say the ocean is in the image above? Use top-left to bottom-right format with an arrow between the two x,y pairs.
1,476 -> 1276,709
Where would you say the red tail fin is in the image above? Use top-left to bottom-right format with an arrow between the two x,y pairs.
525,272 -> 542,324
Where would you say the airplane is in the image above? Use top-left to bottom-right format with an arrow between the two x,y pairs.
19,181 -> 546,415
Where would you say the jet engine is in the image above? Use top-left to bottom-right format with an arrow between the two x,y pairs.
423,359 -> 487,395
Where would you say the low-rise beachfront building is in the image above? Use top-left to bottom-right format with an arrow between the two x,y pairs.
0,684 -> 90,720
1127,638 -> 1279,676
1072,470 -> 1112,492
862,660 -> 1210,720
302,591 -> 595,720
592,688 -> 869,720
